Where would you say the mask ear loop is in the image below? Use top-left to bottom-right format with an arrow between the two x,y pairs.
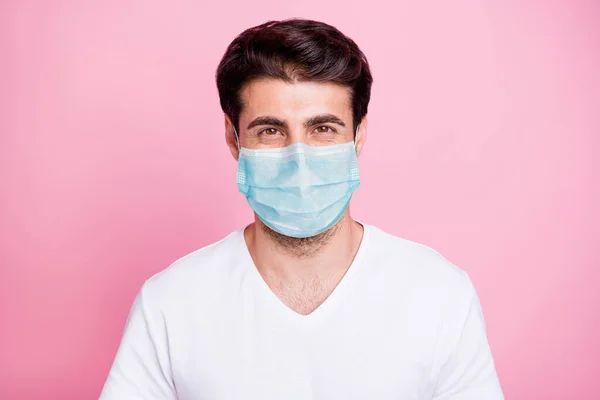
233,125 -> 241,151
354,124 -> 360,151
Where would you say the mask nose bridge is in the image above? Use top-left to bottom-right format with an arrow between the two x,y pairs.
294,147 -> 312,194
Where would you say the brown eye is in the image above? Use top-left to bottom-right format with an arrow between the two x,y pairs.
315,126 -> 333,134
260,128 -> 280,136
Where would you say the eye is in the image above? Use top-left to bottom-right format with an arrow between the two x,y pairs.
258,128 -> 282,136
314,126 -> 336,134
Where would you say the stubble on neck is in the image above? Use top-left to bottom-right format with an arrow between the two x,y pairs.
259,219 -> 344,259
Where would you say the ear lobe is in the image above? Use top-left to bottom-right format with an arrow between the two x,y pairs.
224,114 -> 240,161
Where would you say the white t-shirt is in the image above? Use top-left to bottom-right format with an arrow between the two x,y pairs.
100,224 -> 503,399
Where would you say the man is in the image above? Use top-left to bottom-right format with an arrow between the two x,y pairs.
100,19 -> 503,399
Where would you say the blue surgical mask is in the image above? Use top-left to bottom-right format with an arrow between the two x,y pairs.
234,128 -> 360,238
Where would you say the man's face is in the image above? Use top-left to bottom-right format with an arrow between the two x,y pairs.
226,78 -> 366,154
224,78 -> 367,250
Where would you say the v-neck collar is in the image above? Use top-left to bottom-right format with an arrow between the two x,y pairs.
236,223 -> 372,327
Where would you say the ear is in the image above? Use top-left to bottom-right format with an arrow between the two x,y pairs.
355,115 -> 368,157
224,114 -> 239,161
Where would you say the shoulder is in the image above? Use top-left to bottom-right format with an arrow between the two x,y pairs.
139,230 -> 244,305
364,225 -> 485,348
365,224 -> 476,303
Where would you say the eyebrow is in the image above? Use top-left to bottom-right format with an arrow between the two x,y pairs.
246,113 -> 346,130
247,116 -> 288,130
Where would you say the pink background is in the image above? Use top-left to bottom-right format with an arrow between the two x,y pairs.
1,1 -> 599,398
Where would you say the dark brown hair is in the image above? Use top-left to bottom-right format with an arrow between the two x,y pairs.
216,19 -> 373,132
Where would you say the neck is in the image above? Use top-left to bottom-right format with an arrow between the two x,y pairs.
244,212 -> 363,281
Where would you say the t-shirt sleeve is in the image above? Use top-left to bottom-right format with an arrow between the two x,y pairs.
432,272 -> 504,400
99,282 -> 177,400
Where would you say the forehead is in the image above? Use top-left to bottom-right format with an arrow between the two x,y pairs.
239,79 -> 352,121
